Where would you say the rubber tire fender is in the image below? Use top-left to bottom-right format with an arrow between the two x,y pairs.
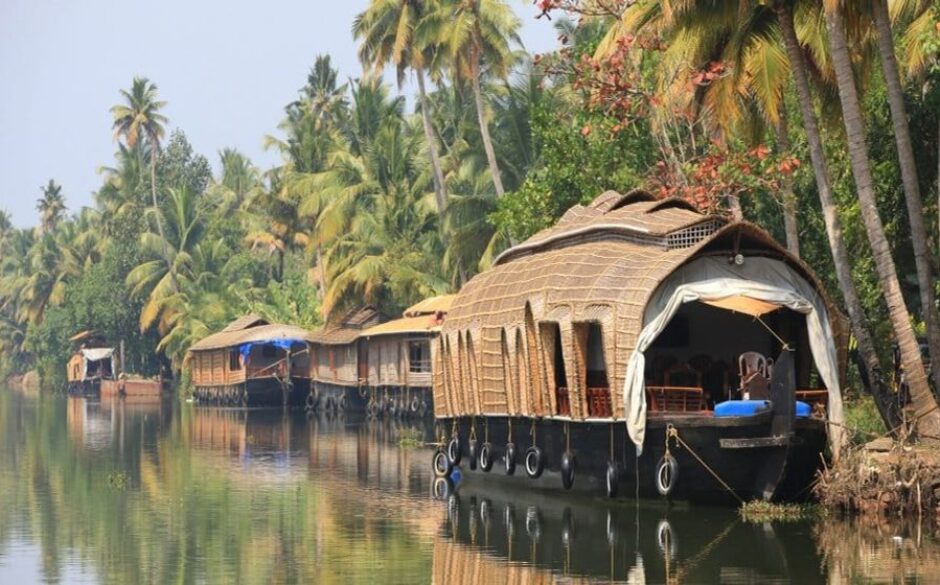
655,454 -> 679,497
432,448 -> 453,478
479,442 -> 494,472
561,451 -> 576,490
468,439 -> 478,471
504,442 -> 517,476
447,437 -> 462,466
524,446 -> 544,479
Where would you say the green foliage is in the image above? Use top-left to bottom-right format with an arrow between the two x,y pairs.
843,394 -> 887,444
493,106 -> 655,241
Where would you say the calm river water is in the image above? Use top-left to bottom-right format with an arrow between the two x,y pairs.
0,387 -> 938,584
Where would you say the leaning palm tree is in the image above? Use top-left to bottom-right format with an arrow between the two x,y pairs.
823,1 -> 940,437
433,0 -> 521,197
36,180 -> 66,233
110,77 -> 168,242
354,0 -> 450,214
869,0 -> 940,380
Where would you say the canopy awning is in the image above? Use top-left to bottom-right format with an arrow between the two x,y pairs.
701,295 -> 782,317
238,338 -> 306,361
80,348 -> 114,361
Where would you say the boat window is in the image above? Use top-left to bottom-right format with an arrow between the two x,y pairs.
229,348 -> 242,371
409,340 -> 431,373
540,322 -> 570,416
586,323 -> 608,387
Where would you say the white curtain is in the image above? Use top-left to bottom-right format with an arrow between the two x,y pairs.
623,256 -> 844,455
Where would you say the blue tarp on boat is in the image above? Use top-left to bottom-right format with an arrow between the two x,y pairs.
714,400 -> 812,418
238,338 -> 305,361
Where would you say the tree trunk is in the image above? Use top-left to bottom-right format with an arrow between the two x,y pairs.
775,113 -> 801,258
825,4 -> 940,438
470,59 -> 505,197
872,0 -> 940,383
150,145 -> 176,290
775,4 -> 886,426
316,244 -> 327,300
416,69 -> 448,214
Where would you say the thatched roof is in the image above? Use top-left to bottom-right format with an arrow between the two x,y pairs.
403,294 -> 456,317
309,306 -> 383,345
361,315 -> 443,338
189,320 -> 316,352
220,314 -> 268,333
493,190 -> 720,266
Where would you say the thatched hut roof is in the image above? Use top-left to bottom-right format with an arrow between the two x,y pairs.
403,294 -> 456,317
189,320 -> 316,352
220,314 -> 268,333
361,315 -> 443,338
309,306 -> 383,345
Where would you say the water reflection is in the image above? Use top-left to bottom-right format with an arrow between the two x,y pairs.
1,388 -> 939,584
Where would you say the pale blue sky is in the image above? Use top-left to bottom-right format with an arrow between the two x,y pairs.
0,0 -> 559,228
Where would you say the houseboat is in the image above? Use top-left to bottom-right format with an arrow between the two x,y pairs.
307,306 -> 384,412
66,330 -> 116,396
307,296 -> 453,416
430,190 -> 848,504
355,295 -> 453,416
188,315 -> 316,407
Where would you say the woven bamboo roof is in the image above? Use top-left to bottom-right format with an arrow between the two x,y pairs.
309,305 -> 383,345
360,315 -> 443,338
494,190 -> 720,266
403,294 -> 456,317
189,322 -> 316,352
220,314 -> 268,333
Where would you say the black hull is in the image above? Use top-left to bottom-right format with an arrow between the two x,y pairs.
310,382 -> 433,418
193,378 -> 310,407
438,414 -> 827,504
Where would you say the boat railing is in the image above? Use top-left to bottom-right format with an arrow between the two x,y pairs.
646,385 -> 707,413
586,386 -> 613,417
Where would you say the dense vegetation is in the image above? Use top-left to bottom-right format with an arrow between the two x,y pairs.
1,1 -> 940,424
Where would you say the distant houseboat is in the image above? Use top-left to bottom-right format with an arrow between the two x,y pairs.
431,190 -> 848,503
356,295 -> 453,416
66,331 -> 115,396
188,315 -> 316,407
306,296 -> 453,415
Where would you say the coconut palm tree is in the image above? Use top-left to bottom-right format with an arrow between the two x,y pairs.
433,0 -> 521,197
823,1 -> 940,436
96,143 -> 148,224
870,0 -> 940,381
354,0 -> 450,214
36,180 -> 66,233
110,77 -> 168,242
126,185 -> 205,333
18,228 -> 80,324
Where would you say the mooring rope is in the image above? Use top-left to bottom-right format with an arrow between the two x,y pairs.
666,425 -> 744,505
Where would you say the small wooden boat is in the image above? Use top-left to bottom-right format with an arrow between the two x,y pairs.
430,190 -> 848,504
66,331 -> 115,396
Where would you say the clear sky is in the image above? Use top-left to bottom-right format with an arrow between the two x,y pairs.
0,0 -> 560,228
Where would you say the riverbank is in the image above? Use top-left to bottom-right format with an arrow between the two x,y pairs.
815,437 -> 940,523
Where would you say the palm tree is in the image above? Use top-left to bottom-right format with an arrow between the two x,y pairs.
354,0 -> 450,215
870,0 -> 940,381
96,143 -> 148,224
126,185 -> 205,334
36,180 -> 66,233
18,228 -> 80,324
824,1 -> 940,436
434,0 -> 521,197
110,77 -> 168,242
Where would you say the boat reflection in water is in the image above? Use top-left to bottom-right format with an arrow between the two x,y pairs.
432,479 -> 823,584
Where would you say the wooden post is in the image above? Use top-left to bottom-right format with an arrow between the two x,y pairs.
120,339 -> 125,376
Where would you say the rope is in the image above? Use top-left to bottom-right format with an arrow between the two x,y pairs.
667,425 -> 744,504
753,315 -> 792,351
